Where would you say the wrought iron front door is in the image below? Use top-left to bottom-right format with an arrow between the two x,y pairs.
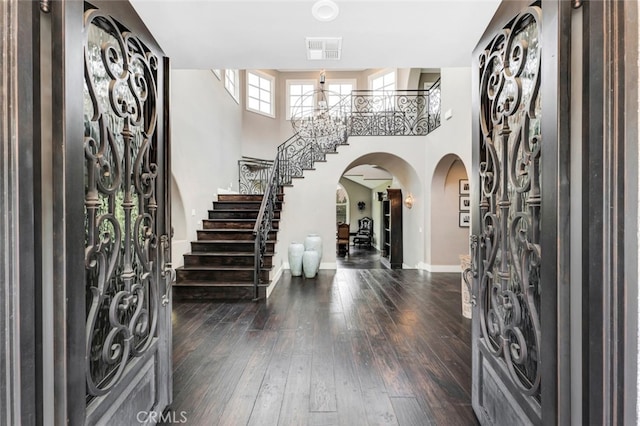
469,1 -> 568,424
51,1 -> 172,423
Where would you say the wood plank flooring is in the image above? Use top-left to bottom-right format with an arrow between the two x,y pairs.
165,267 -> 478,426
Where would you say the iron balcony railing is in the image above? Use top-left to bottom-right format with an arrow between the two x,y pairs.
350,84 -> 441,136
240,80 -> 441,194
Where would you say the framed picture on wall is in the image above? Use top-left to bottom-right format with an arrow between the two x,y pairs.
459,211 -> 471,228
459,179 -> 470,195
459,195 -> 471,211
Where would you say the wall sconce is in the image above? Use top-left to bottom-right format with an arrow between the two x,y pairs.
357,201 -> 366,211
404,193 -> 414,209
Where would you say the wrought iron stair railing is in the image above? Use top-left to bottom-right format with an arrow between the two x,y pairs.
245,80 -> 441,295
238,156 -> 274,195
251,155 -> 280,300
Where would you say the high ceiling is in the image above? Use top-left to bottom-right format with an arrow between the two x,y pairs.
130,0 -> 502,70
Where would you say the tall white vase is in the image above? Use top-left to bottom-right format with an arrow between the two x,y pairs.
288,242 -> 305,277
302,250 -> 320,278
304,234 -> 322,273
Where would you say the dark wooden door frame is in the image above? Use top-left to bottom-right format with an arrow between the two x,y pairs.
0,1 -> 40,424
581,1 -> 639,424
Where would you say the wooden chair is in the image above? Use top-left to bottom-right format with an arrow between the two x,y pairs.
336,223 -> 350,257
353,217 -> 373,247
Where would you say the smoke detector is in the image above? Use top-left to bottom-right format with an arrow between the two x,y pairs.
306,37 -> 342,60
312,0 -> 339,22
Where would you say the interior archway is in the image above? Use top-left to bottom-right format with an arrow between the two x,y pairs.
429,154 -> 470,270
338,152 -> 424,267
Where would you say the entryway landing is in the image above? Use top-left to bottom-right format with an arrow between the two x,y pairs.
166,265 -> 476,425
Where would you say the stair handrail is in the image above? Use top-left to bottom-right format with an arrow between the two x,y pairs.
251,155 -> 280,300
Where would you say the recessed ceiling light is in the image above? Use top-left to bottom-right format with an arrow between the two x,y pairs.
312,0 -> 339,22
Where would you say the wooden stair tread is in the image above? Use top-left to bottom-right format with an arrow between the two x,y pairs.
208,208 -> 282,212
177,265 -> 271,271
214,200 -> 280,205
192,239 -> 277,244
205,218 -> 279,222
185,252 -> 275,257
198,228 -> 273,232
173,281 -> 270,287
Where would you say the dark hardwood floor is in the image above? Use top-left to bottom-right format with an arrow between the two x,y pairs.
335,244 -> 385,269
166,250 -> 477,425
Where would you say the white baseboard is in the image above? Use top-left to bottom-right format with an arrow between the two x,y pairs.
320,262 -> 337,270
283,261 -> 337,270
419,263 -> 462,273
266,265 -> 284,298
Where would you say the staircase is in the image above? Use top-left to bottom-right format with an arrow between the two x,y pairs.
173,85 -> 441,301
173,193 -> 283,300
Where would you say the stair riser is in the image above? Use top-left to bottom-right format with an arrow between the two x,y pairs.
191,242 -> 275,252
197,231 -> 277,241
176,269 -> 269,282
202,220 -> 279,230
172,285 -> 266,301
184,255 -> 273,268
208,210 -> 281,220
218,193 -> 284,202
213,201 -> 282,210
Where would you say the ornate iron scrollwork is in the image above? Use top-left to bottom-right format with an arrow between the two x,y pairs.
477,6 -> 542,399
239,158 -> 274,195
350,89 -> 437,136
83,9 -> 160,399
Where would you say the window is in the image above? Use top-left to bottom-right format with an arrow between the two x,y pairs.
336,184 -> 349,224
286,80 -> 316,120
327,79 -> 355,115
369,69 -> 396,111
370,70 -> 395,92
246,71 -> 275,117
224,69 -> 239,102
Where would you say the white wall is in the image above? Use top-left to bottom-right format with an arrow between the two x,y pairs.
171,70 -> 243,266
240,69 -> 287,160
422,67 -> 473,268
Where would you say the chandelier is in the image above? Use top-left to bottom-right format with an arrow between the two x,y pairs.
290,72 -> 350,152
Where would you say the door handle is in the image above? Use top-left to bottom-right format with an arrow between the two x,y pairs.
160,234 -> 174,308
463,234 -> 479,306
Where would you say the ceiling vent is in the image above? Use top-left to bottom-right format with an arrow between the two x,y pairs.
306,37 -> 342,61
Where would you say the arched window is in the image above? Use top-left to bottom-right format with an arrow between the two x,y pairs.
336,184 -> 349,224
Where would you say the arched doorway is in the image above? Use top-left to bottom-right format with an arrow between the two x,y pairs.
428,154 -> 470,271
